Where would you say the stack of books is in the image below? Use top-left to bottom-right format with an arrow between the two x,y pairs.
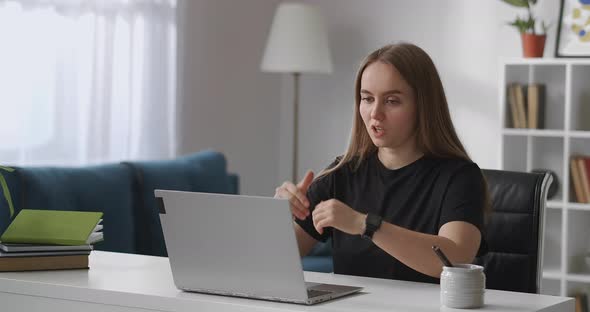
0,209 -> 103,272
506,83 -> 546,129
571,156 -> 590,204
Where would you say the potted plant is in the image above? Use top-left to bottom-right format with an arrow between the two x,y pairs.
0,166 -> 15,219
501,0 -> 549,58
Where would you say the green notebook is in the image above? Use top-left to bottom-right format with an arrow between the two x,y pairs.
0,209 -> 104,245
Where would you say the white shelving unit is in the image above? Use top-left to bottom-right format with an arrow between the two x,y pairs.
500,59 -> 590,297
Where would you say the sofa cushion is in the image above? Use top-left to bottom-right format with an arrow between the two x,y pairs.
302,239 -> 333,273
302,256 -> 333,273
1,164 -> 136,253
126,150 -> 236,257
308,239 -> 332,257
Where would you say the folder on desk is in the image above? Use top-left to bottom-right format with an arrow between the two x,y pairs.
0,209 -> 103,246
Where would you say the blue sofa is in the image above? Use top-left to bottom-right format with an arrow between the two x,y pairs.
0,150 -> 238,257
303,239 -> 333,273
0,149 -> 334,271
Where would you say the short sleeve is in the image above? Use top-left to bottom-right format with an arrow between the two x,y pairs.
438,163 -> 485,232
294,158 -> 340,242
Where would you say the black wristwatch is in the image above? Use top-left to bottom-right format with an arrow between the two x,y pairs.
361,213 -> 382,240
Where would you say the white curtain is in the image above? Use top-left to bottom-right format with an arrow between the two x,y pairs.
0,0 -> 177,166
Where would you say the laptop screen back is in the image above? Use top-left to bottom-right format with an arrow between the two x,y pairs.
156,190 -> 308,301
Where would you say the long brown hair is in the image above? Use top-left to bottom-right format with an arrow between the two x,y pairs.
319,43 -> 491,214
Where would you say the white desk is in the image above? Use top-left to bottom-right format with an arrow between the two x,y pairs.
0,251 -> 573,312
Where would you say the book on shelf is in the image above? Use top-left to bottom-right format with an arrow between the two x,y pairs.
507,84 -> 521,128
571,156 -> 590,203
0,254 -> 89,272
574,292 -> 588,312
514,84 -> 527,129
0,209 -> 103,245
507,83 -> 527,128
527,84 -> 545,129
572,157 -> 585,202
578,158 -> 590,204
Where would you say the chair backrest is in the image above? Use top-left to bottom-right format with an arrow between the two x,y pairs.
476,169 -> 552,293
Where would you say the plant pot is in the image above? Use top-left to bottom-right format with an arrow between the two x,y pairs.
521,33 -> 546,58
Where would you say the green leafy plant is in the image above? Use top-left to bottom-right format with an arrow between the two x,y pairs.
501,0 -> 550,35
0,166 -> 15,218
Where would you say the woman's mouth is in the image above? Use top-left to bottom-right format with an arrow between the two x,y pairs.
371,125 -> 385,138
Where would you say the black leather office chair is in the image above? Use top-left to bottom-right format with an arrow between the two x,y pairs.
475,169 -> 552,294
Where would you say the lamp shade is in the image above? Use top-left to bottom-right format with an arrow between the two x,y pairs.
260,2 -> 332,74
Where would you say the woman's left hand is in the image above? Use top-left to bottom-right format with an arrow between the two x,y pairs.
312,199 -> 365,235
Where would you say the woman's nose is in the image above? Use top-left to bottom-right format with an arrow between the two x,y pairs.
370,102 -> 384,120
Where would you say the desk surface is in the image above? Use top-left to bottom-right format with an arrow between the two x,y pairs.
0,251 -> 573,312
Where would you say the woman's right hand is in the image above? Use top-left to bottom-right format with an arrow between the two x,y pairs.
274,170 -> 314,220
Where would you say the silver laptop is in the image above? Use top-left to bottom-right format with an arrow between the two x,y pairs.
155,189 -> 362,305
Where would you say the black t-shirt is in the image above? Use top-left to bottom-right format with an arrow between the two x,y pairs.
295,152 -> 487,284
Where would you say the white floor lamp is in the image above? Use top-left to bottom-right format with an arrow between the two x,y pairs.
260,2 -> 333,182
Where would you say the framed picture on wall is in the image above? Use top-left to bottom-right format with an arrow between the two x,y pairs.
555,0 -> 590,57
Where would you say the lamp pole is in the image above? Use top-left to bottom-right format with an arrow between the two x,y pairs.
292,72 -> 300,183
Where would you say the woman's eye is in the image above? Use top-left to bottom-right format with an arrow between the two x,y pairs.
386,98 -> 400,105
361,97 -> 373,103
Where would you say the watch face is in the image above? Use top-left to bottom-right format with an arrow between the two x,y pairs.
367,214 -> 382,229
363,213 -> 382,240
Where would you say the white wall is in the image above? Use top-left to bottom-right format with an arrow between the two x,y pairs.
177,0 -> 561,195
284,0 -> 561,178
177,0 -> 281,196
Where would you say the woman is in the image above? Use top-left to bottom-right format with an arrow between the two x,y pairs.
274,43 -> 489,284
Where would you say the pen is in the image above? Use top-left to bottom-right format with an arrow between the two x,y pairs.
432,245 -> 453,267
